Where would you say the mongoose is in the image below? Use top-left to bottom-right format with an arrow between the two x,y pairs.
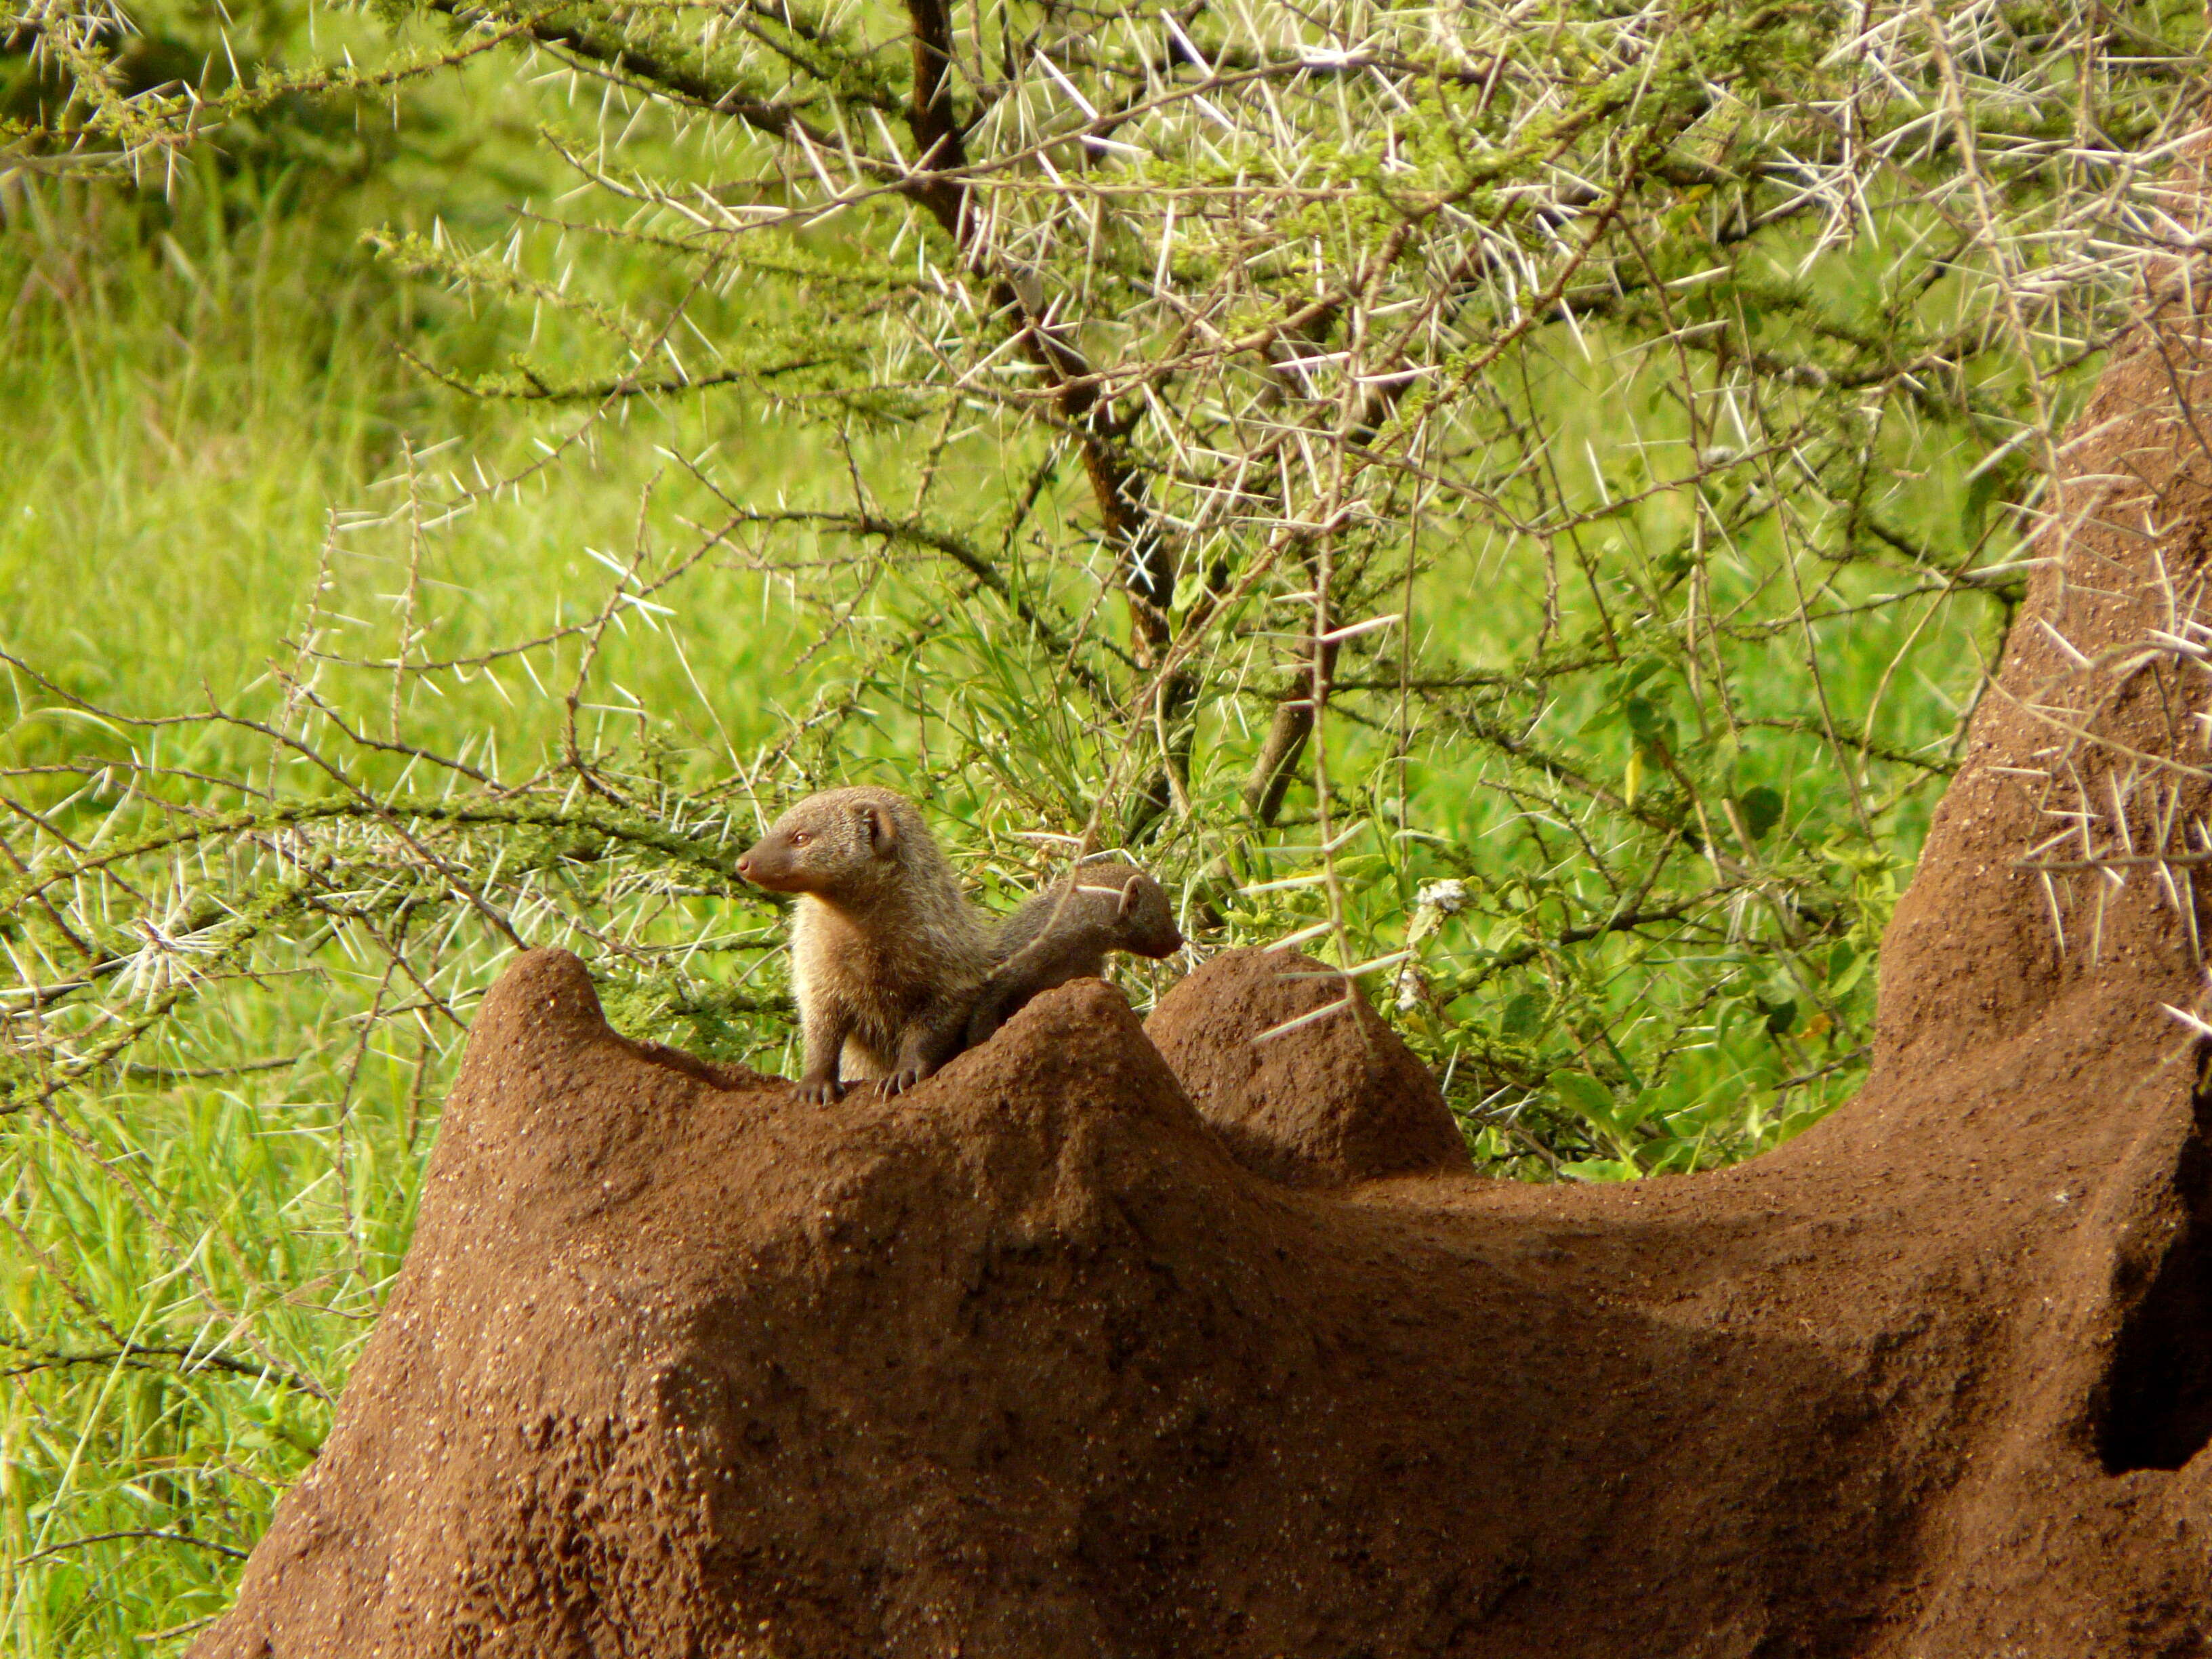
737,787 -> 990,1102
964,859 -> 1183,1046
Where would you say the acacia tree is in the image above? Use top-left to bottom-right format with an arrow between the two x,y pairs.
14,0 -> 2201,1162
1,0 -> 2207,1629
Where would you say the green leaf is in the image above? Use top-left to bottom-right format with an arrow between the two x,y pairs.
1550,1069 -> 1618,1132
1616,1087 -> 1661,1131
1624,695 -> 1668,746
1738,785 -> 1783,841
1500,990 -> 1546,1036
1558,1158 -> 1642,1182
1826,941 -> 1867,997
1607,659 -> 1665,701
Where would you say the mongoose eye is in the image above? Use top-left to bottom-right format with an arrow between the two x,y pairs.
790,831 -> 812,847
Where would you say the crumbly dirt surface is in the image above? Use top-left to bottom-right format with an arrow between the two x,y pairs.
1145,946 -> 1470,1187
193,244 -> 2212,1659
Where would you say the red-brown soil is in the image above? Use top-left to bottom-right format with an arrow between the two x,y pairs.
192,257 -> 2212,1659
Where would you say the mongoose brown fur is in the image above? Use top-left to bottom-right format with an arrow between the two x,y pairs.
965,859 -> 1183,1047
737,787 -> 990,1102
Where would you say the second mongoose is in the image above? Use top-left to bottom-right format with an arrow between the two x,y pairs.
737,786 -> 990,1102
964,859 -> 1184,1046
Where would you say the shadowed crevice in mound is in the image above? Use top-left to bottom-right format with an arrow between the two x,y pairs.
194,182 -> 2212,1659
2099,1054 -> 2212,1475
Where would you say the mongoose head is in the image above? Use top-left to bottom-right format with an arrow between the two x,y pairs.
1072,861 -> 1183,958
737,787 -> 933,901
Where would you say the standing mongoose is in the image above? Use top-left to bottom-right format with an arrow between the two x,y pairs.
737,787 -> 990,1102
964,858 -> 1183,1046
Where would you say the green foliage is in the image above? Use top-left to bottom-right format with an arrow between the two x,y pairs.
4,0 -> 2209,1643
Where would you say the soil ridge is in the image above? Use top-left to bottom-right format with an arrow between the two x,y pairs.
193,206 -> 2212,1659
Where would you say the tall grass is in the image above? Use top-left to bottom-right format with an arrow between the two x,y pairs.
0,167 -> 796,1652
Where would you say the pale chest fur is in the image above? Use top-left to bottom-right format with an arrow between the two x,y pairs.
791,892 -> 987,1042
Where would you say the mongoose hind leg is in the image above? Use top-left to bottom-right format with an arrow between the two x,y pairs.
963,975 -> 1025,1049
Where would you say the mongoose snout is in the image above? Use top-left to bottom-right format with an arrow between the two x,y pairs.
1094,867 -> 1184,959
736,794 -> 900,894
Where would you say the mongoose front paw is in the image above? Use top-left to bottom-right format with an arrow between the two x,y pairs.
874,1067 -> 925,1099
796,1077 -> 846,1104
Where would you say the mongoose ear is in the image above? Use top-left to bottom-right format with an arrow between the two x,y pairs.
861,802 -> 899,856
